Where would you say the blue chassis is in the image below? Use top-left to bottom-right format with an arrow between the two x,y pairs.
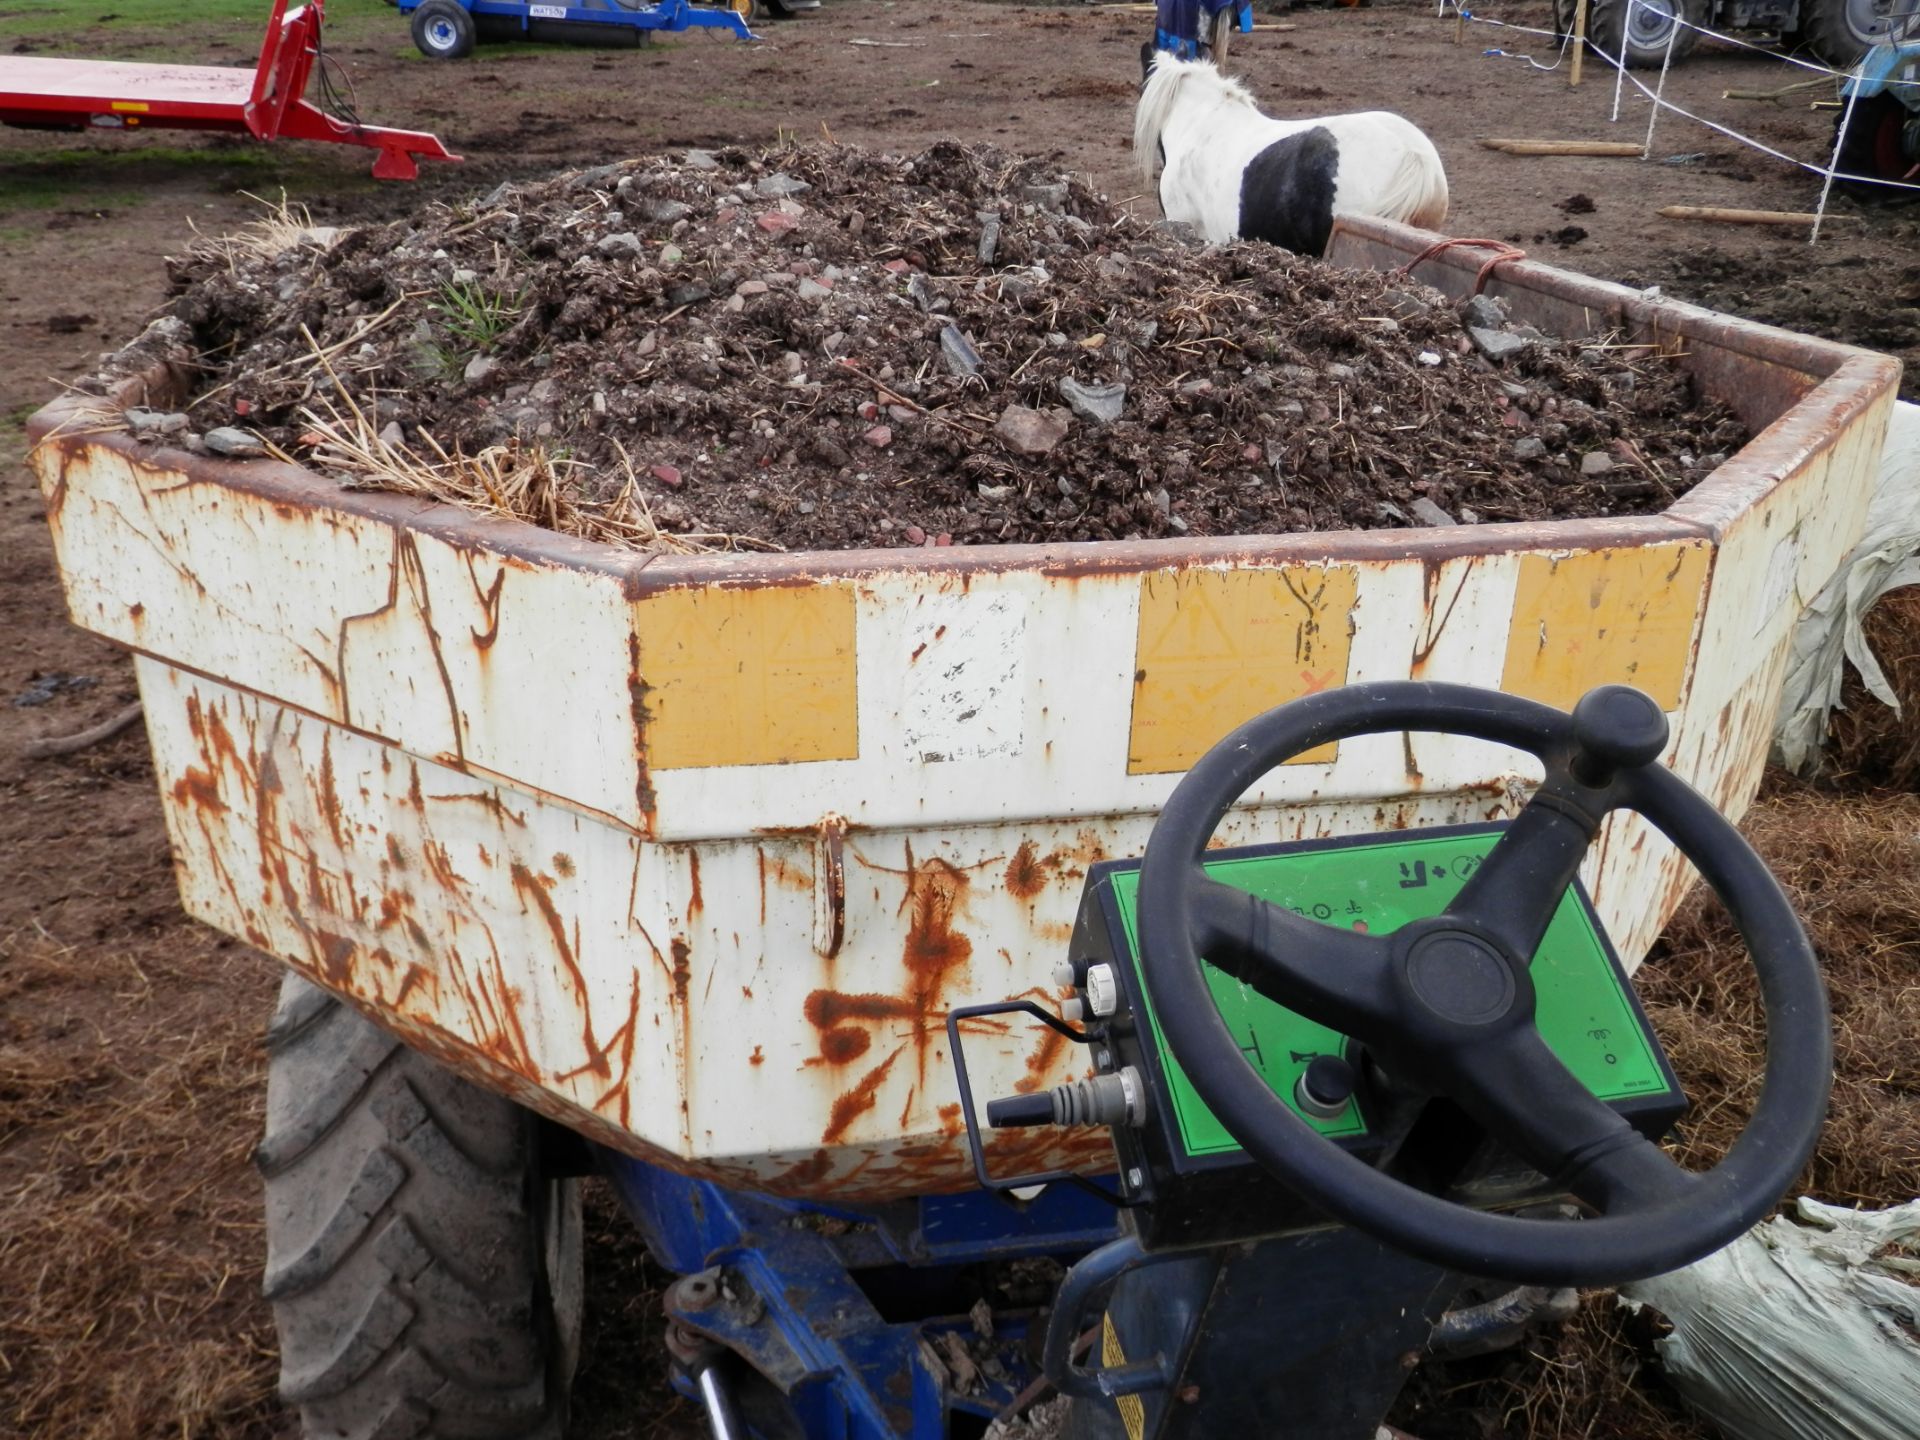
395,0 -> 756,43
1844,37 -> 1920,113
599,1149 -> 1123,1438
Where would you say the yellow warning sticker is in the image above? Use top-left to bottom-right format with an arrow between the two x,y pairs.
1101,1314 -> 1148,1440
1500,542 -> 1708,712
634,582 -> 859,770
1128,565 -> 1357,775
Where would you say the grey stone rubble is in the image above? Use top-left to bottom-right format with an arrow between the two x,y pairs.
755,172 -> 811,198
940,325 -> 983,379
594,232 -> 644,259
1057,377 -> 1126,425
994,404 -> 1070,457
1459,294 -> 1509,331
976,211 -> 1001,266
124,407 -> 189,437
1468,325 -> 1529,362
203,426 -> 266,458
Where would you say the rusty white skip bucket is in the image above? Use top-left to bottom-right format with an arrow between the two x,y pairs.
28,220 -> 1899,1202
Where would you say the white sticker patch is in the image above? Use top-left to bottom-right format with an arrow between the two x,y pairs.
529,4 -> 567,17
902,593 -> 1026,763
1754,531 -> 1801,639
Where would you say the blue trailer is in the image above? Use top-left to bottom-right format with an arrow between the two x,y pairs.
394,0 -> 777,58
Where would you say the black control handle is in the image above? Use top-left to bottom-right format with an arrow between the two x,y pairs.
986,1094 -> 1055,1128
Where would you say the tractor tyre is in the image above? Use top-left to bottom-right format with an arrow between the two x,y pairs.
1834,91 -> 1920,200
411,0 -> 478,60
1560,0 -> 1705,68
1801,0 -> 1904,69
257,972 -> 583,1440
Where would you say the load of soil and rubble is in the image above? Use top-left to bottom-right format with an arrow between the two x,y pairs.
158,140 -> 1750,552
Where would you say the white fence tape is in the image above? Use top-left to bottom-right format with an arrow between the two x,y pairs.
1436,0 -> 1920,225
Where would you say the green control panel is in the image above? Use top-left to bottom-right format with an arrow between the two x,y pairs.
1102,827 -> 1676,1166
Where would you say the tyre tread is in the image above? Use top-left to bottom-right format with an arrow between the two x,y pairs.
259,974 -> 577,1440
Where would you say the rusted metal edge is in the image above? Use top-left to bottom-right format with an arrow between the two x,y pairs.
26,360 -> 1714,595
1332,216 -> 1868,376
24,367 -> 665,591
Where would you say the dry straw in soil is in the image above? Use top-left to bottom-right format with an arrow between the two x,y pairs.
1397,762 -> 1920,1439
287,334 -> 777,556
0,924 -> 281,1440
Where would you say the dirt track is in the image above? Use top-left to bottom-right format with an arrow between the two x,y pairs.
1,3 -> 1914,1437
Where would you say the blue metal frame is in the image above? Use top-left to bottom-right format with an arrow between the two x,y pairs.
396,0 -> 756,43
1843,37 -> 1920,113
597,1150 -> 1121,1438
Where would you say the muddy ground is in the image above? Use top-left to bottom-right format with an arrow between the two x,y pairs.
1,1 -> 1915,1437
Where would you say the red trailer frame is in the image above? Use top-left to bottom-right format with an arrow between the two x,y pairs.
0,0 -> 457,180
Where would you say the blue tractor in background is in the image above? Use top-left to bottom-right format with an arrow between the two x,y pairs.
393,0 -> 815,58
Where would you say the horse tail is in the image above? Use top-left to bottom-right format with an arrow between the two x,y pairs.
1134,53 -> 1186,186
1381,127 -> 1450,232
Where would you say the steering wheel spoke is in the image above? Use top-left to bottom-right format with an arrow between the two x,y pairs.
1443,788 -> 1601,964
1438,1026 -> 1695,1215
1191,877 -> 1395,1039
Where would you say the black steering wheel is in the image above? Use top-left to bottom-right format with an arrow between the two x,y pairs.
1136,681 -> 1830,1286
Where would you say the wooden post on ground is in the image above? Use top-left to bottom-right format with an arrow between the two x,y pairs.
1480,138 -> 1648,155
1657,205 -> 1864,226
1570,0 -> 1588,86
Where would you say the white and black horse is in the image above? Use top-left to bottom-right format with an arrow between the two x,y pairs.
1134,50 -> 1449,257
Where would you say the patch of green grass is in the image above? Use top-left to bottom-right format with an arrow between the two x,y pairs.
419,276 -> 526,378
0,0 -> 270,38
0,0 -> 398,54
431,277 -> 524,351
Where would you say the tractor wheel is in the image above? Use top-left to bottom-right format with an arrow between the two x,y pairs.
1559,0 -> 1705,68
257,972 -> 583,1440
411,0 -> 477,60
1834,91 -> 1920,200
1801,0 -> 1903,69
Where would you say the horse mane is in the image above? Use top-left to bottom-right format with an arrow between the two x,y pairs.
1134,54 -> 1258,185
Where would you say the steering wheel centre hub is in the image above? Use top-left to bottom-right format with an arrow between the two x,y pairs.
1403,930 -> 1518,1025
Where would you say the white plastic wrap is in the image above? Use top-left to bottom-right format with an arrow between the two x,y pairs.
1777,400 -> 1920,772
1620,1198 -> 1920,1440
